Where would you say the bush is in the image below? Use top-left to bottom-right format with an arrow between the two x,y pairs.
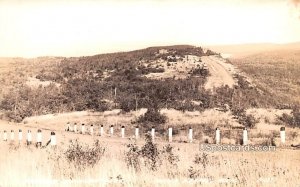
278,113 -> 294,125
205,49 -> 218,56
139,133 -> 161,171
140,66 -> 165,74
64,139 -> 106,171
291,108 -> 300,127
232,108 -> 258,128
36,70 -> 63,82
125,133 -> 179,171
240,114 -> 258,128
125,133 -> 180,172
137,108 -> 167,125
188,153 -> 211,179
259,131 -> 277,146
277,107 -> 300,127
125,141 -> 141,172
189,67 -> 210,77
161,144 -> 179,167
120,97 -> 136,112
125,133 -> 161,171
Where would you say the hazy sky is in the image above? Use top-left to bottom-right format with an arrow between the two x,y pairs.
0,0 -> 300,57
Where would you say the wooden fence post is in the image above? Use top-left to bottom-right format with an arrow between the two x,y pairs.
280,127 -> 285,144
36,129 -> 42,147
100,125 -> 104,136
27,130 -> 32,145
188,127 -> 193,143
90,125 -> 94,136
168,127 -> 173,143
3,130 -> 7,141
151,127 -> 155,142
50,132 -> 56,146
74,123 -> 77,133
216,128 -> 220,144
66,122 -> 70,131
135,126 -> 139,140
10,130 -> 14,141
81,124 -> 85,134
110,125 -> 114,137
121,126 -> 125,138
243,128 -> 248,145
18,129 -> 22,143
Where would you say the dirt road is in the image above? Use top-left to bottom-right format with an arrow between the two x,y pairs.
202,55 -> 236,90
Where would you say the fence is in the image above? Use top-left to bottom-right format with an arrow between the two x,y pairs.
1,125 -> 287,147
61,123 -> 288,145
0,129 -> 57,147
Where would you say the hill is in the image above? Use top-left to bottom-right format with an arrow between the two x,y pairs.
207,42 -> 300,58
1,44 -> 299,135
231,49 -> 300,106
0,45 -> 276,123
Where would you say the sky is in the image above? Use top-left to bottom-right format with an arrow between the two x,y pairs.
0,0 -> 300,57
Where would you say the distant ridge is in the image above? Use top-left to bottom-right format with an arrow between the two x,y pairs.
206,42 -> 300,58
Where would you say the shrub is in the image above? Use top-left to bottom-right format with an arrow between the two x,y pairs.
140,66 -> 165,74
36,70 -> 63,82
125,141 -> 141,172
139,133 -> 161,171
120,97 -> 136,112
137,108 -> 167,125
194,152 -> 209,169
277,107 -> 300,127
161,144 -> 179,167
236,75 -> 251,89
64,139 -> 106,171
240,114 -> 258,128
188,153 -> 210,179
189,67 -> 210,77
232,108 -> 258,128
125,133 -> 162,171
260,136 -> 276,146
291,108 -> 300,127
205,49 -> 218,56
8,142 -> 20,151
278,113 -> 294,125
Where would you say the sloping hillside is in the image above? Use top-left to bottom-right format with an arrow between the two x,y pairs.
231,49 -> 300,106
0,45 -> 284,123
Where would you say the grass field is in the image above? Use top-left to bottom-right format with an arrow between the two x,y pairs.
0,112 -> 300,187
0,135 -> 299,187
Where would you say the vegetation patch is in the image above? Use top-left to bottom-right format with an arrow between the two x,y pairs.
125,133 -> 179,172
277,107 -> 300,128
64,139 -> 106,171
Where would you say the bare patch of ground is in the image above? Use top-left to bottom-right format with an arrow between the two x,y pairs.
143,55 -> 204,80
26,77 -> 61,88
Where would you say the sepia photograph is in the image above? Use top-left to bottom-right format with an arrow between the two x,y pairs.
0,0 -> 300,186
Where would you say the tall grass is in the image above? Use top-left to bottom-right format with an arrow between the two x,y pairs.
0,138 -> 299,187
